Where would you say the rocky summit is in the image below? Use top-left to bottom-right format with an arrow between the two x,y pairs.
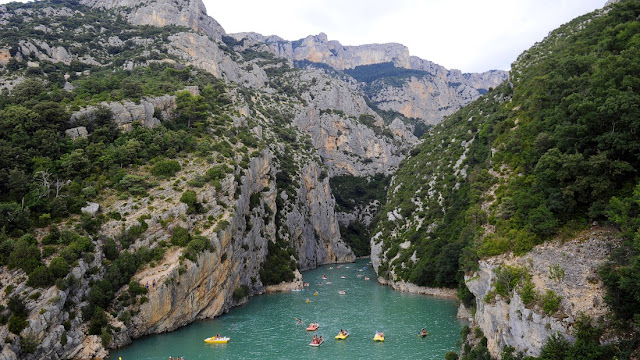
1,0 -> 638,359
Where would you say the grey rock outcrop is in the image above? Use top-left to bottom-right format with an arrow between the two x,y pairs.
293,70 -> 418,176
80,202 -> 100,216
465,228 -> 620,358
285,162 -> 355,270
80,0 -> 225,41
19,40 -> 72,65
65,126 -> 88,140
231,31 -> 508,125
370,59 -> 507,125
70,94 -> 177,130
167,32 -> 267,88
268,33 -> 412,70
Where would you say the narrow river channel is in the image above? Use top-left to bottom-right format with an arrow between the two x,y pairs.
110,259 -> 464,359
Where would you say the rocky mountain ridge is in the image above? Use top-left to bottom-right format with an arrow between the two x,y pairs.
229,31 -> 507,125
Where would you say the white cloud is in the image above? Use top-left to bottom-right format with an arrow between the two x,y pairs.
207,0 -> 605,72
0,0 -> 606,73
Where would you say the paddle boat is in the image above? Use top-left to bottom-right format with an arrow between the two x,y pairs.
305,298 -> 311,303
338,290 -> 346,295
313,291 -> 319,296
306,323 -> 319,331
373,332 -> 385,342
329,267 -> 333,269
304,282 -> 309,287
204,336 -> 230,344
364,277 -> 370,280
325,281 -> 332,285
322,275 -> 327,280
418,328 -> 429,337
335,330 -> 349,340
341,276 -> 346,279
309,339 -> 324,346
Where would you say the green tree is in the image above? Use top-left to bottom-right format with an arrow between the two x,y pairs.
176,91 -> 208,128
49,257 -> 70,279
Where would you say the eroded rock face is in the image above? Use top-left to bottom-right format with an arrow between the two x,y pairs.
294,71 -> 419,176
70,94 -> 177,130
80,0 -> 225,41
465,228 -> 620,358
232,32 -> 508,125
19,40 -> 73,65
285,162 -> 355,270
370,58 -> 507,125
166,32 -> 267,88
106,151 -> 353,346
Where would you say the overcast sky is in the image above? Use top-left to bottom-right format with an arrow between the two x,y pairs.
204,0 -> 606,73
0,0 -> 606,73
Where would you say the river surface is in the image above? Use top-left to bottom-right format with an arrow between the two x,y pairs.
110,259 -> 464,359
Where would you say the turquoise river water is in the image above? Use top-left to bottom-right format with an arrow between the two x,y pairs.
110,259 -> 464,359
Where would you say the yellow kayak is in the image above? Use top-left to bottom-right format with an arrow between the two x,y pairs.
204,336 -> 230,344
335,333 -> 349,340
373,333 -> 385,342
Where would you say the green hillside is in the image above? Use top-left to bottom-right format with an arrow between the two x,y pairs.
374,0 -> 640,322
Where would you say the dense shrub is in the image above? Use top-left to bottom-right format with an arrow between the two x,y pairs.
232,285 -> 250,302
151,160 -> 181,178
170,226 -> 190,247
27,266 -> 54,287
259,239 -> 297,286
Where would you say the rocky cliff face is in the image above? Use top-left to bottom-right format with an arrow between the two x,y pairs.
293,70 -> 418,176
371,57 -> 507,124
80,0 -> 225,40
230,32 -> 508,125
0,145 -> 353,359
465,228 -> 620,358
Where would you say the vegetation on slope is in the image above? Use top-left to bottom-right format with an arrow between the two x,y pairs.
375,0 -> 640,319
0,0 -> 313,353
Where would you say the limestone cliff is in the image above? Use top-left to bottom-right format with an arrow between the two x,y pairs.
372,57 -> 507,124
292,70 -> 418,176
230,32 -> 508,125
79,0 -> 225,41
465,228 -> 620,358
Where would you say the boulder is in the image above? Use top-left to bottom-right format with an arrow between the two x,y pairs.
81,202 -> 99,216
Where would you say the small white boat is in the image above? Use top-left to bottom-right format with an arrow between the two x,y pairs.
338,290 -> 346,295
309,339 -> 324,347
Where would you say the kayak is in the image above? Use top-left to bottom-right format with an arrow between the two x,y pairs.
335,332 -> 349,340
204,336 -> 230,344
373,333 -> 385,342
306,324 -> 319,331
309,340 -> 324,347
